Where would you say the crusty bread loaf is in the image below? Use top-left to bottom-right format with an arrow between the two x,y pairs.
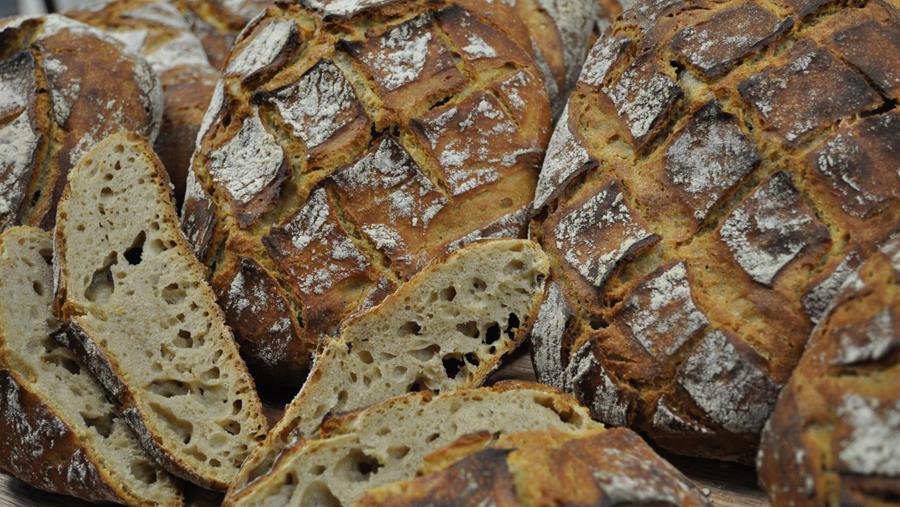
358,427 -> 712,507
223,382 -> 600,506
0,226 -> 182,507
53,132 -> 267,490
66,0 -> 219,204
228,238 -> 548,496
530,0 -> 899,461
757,236 -> 899,506
0,14 -> 162,232
182,0 -> 553,388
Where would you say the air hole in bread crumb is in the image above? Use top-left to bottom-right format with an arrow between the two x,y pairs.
148,379 -> 190,397
407,377 -> 427,393
456,321 -> 479,338
31,281 -> 43,296
357,350 -> 374,364
124,232 -> 146,265
310,465 -> 326,475
336,449 -> 382,482
220,420 -> 242,436
410,344 -> 440,361
337,390 -> 348,404
426,433 -> 440,442
202,366 -> 221,381
484,323 -> 501,344
162,283 -> 187,305
174,330 -> 193,348
505,313 -> 520,339
465,353 -> 480,366
388,445 -> 410,459
45,354 -> 81,375
81,413 -> 114,438
130,461 -> 158,484
85,252 -> 118,303
209,458 -> 222,468
376,427 -> 390,436
440,286 -> 457,301
302,481 -> 340,507
442,355 -> 465,379
504,260 -> 525,274
472,278 -> 487,291
400,321 -> 422,335
232,400 -> 243,415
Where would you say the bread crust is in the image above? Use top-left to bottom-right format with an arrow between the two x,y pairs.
53,132 -> 268,490
758,236 -> 900,506
0,15 -> 162,232
183,0 -> 554,388
358,427 -> 713,506
530,0 -> 900,461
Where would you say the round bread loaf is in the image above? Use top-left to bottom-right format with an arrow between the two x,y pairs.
530,0 -> 899,462
758,236 -> 899,506
0,14 -> 162,232
67,0 -> 219,204
183,0 -> 552,388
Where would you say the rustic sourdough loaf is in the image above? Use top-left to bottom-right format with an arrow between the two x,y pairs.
0,226 -> 182,507
53,132 -> 268,490
758,236 -> 899,506
182,0 -> 553,389
67,0 -> 219,204
223,382 -> 600,506
0,14 -> 162,232
358,427 -> 712,507
229,238 -> 548,496
530,0 -> 899,461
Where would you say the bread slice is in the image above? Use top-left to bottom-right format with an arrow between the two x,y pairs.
358,427 -> 712,506
229,239 -> 549,494
224,382 -> 600,506
0,226 -> 182,506
52,132 -> 268,490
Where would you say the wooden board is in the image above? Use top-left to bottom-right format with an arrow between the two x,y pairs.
0,350 -> 769,507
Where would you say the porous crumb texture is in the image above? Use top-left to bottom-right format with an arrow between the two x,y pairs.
54,133 -> 267,490
182,0 -> 554,388
230,239 -> 548,496
66,0 -> 220,202
225,383 -> 600,507
357,427 -> 712,506
758,236 -> 899,507
0,227 -> 181,506
0,14 -> 162,232
530,0 -> 899,462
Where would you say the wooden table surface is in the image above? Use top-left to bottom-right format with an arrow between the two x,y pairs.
0,349 -> 769,507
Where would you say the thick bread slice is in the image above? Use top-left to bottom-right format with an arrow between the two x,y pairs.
358,427 -> 712,506
53,133 -> 268,490
0,226 -> 182,506
230,239 -> 549,494
224,382 -> 600,506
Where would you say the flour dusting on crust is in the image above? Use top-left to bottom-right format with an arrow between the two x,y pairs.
531,281 -> 573,388
533,104 -> 594,211
226,19 -> 295,78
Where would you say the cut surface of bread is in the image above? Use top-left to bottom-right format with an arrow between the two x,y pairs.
229,238 -> 548,493
53,132 -> 268,489
358,427 -> 712,506
224,382 -> 600,506
0,226 -> 182,506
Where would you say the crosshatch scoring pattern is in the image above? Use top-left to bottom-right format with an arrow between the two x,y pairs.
530,0 -> 899,463
182,0 -> 553,388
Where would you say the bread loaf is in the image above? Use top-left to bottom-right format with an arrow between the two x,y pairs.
223,382 -> 600,506
0,226 -> 182,507
182,0 -> 553,388
66,0 -> 219,204
53,132 -> 267,490
758,236 -> 899,506
0,14 -> 162,232
530,0 -> 899,462
358,427 -> 712,506
228,238 -> 548,497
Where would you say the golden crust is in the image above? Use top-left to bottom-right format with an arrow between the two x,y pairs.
531,0 -> 900,462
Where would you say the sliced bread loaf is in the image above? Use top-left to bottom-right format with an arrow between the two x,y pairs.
229,239 -> 549,494
224,382 -> 600,506
53,132 -> 268,490
0,226 -> 182,506
358,427 -> 712,506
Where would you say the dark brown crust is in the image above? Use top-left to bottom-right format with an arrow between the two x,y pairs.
758,236 -> 900,506
0,369 -> 121,504
531,0 -> 900,464
359,427 -> 713,506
